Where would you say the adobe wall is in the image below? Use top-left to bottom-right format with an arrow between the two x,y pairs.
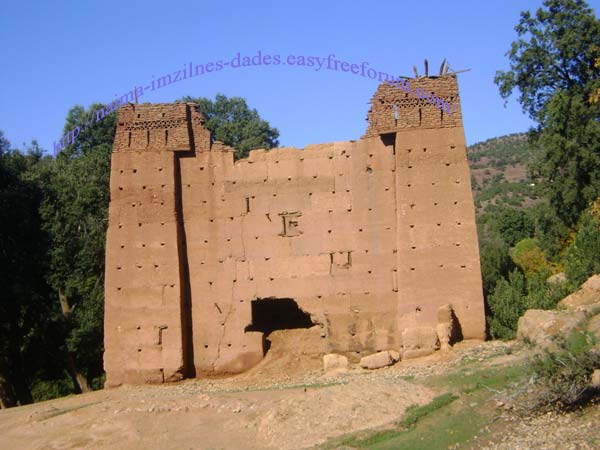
103,75 -> 485,386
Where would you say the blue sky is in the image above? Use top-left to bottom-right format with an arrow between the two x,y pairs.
1,0 -> 597,153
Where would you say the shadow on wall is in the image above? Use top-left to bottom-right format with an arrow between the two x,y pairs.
245,298 -> 315,354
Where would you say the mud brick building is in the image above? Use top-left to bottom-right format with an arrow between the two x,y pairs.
103,75 -> 485,386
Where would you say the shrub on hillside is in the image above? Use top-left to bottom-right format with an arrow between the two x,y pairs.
487,269 -> 569,340
564,209 -> 600,286
531,330 -> 600,409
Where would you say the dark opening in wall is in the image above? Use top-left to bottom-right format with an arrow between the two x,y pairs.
245,298 -> 314,354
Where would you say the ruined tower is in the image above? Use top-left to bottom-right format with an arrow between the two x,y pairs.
103,75 -> 485,387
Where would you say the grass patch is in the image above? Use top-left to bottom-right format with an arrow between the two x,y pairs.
423,363 -> 532,394
333,393 -> 458,448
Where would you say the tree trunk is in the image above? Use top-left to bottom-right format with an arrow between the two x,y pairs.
0,358 -> 16,408
58,289 -> 91,393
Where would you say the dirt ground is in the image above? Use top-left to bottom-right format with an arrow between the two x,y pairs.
1,331 -> 598,450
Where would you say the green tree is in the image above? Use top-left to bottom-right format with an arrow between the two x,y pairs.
0,134 -> 57,407
495,0 -> 600,226
564,209 -> 600,285
35,103 -> 117,392
179,94 -> 280,159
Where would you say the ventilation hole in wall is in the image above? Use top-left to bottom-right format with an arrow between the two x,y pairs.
450,145 -> 456,149
317,295 -> 322,299
137,348 -> 142,352
359,228 -> 363,232
143,186 -> 147,190
407,149 -> 412,153
368,270 -> 372,274
364,291 -> 370,295
187,184 -> 191,188
210,219 -> 214,223
455,243 -> 461,247
346,189 -> 350,193
136,265 -> 142,269
454,201 -> 459,205
120,169 -> 124,174
386,227 -> 391,230
369,153 -> 373,158
416,306 -> 422,312
408,165 -> 413,169
208,281 -> 213,286
249,277 -> 254,281
230,217 -> 234,221
202,200 -> 207,204
227,343 -> 232,347
332,190 -> 336,194
455,180 -> 461,184
265,257 -> 270,261
409,224 -> 415,228
159,167 -> 163,172
328,155 -> 333,159
269,277 -> 274,281
120,244 -> 125,249
204,344 -> 209,349
233,279 -> 237,283
385,187 -> 390,191
287,177 -> 292,181
411,246 -> 416,250
328,209 -> 333,213
138,223 -> 142,227
410,267 -> 416,271
200,261 -> 205,265
117,266 -> 122,270
275,160 -> 280,164
142,244 -> 146,248
423,148 -> 427,152
212,182 -> 215,186
407,183 -> 412,187
227,238 -> 231,242
410,203 -> 416,209
439,264 -> 444,268
133,169 -> 137,174
461,265 -> 467,269
154,264 -> 158,268
117,287 -> 122,291
160,242 -> 165,246
272,193 -> 277,197
118,224 -> 123,229
161,184 -> 165,188
365,249 -> 369,253
366,167 -> 373,173
432,182 -> 436,186
457,221 -> 462,225
204,239 -> 208,243
437,223 -> 442,226
131,203 -> 136,208
347,207 -> 352,212
161,222 -> 165,226
445,163 -> 450,167
119,187 -> 123,191
327,230 -> 332,234
308,192 -> 313,197
313,175 -> 317,179
255,236 -> 259,240
393,249 -> 397,253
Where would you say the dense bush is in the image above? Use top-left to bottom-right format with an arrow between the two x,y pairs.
487,269 -> 570,340
564,210 -> 600,286
531,330 -> 600,409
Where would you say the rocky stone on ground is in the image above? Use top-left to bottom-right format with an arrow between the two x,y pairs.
323,354 -> 348,372
359,350 -> 399,369
558,274 -> 600,313
516,309 -> 585,349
